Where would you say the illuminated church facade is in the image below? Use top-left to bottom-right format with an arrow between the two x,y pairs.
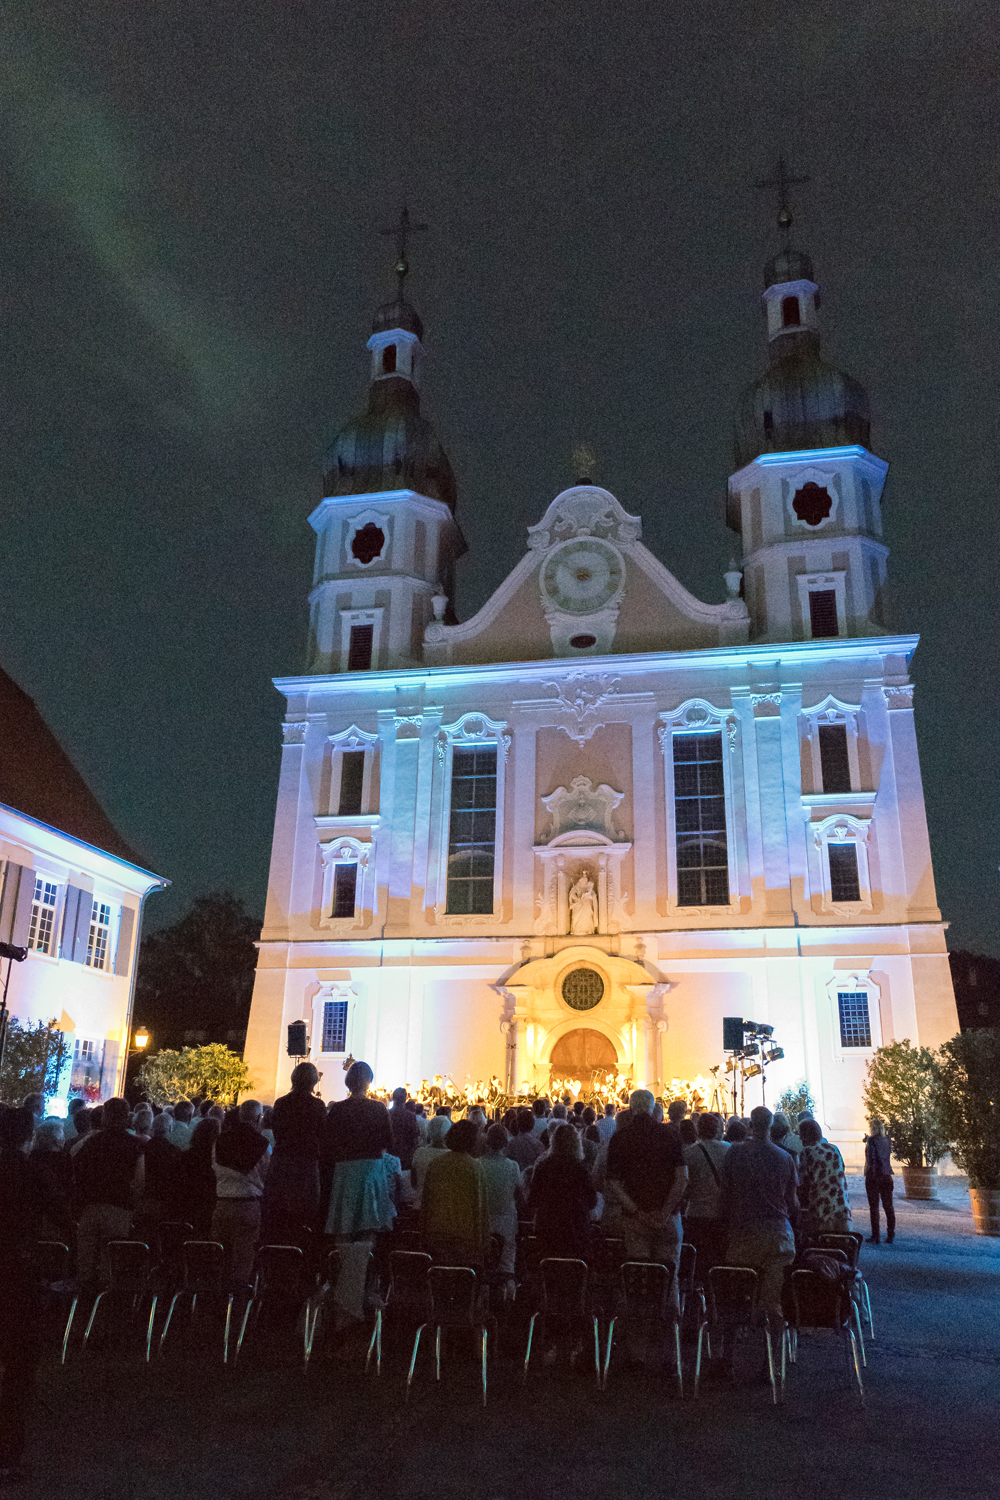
244,231 -> 959,1162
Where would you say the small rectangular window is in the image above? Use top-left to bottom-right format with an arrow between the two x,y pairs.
332,863 -> 358,919
446,745 -> 497,914
347,624 -> 374,672
838,990 -> 872,1048
338,751 -> 366,816
86,901 -> 113,970
809,589 -> 839,638
818,724 -> 852,793
381,343 -> 397,374
674,733 -> 730,906
322,999 -> 349,1053
828,843 -> 861,902
28,878 -> 59,954
781,295 -> 801,327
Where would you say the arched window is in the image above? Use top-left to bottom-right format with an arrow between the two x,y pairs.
781,295 -> 800,327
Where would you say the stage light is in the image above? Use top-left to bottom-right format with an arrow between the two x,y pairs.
765,1046 -> 784,1063
741,1043 -> 760,1056
744,1064 -> 763,1078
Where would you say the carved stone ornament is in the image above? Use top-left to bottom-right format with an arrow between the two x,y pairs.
545,672 -> 622,746
282,721 -> 307,745
658,701 -> 738,753
527,485 -> 643,552
542,776 -> 625,840
751,692 -> 782,719
792,482 -> 833,527
436,712 -> 511,763
883,685 -> 915,708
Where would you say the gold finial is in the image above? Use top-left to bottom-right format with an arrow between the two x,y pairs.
572,443 -> 598,483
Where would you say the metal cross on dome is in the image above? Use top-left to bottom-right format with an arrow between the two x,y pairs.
755,156 -> 810,233
381,203 -> 428,297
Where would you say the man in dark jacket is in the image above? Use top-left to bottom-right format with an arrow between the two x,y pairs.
387,1089 -> 419,1171
73,1096 -> 145,1285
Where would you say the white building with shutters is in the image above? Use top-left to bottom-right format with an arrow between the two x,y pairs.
0,670 -> 167,1104
244,239 -> 959,1163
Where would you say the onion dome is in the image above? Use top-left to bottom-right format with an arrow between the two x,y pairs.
734,247 -> 871,470
322,298 -> 457,511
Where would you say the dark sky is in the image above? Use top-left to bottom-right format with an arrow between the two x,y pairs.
1,1 -> 997,951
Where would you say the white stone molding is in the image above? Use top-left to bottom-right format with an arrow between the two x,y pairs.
338,606 -> 384,672
799,695 -> 864,797
532,832 -> 632,936
428,711 -> 511,921
326,724 -> 380,815
823,971 -> 883,1058
345,508 -> 390,568
541,776 -> 625,841
806,812 -> 875,916
542,672 -> 623,746
526,485 -> 642,550
281,721 -> 307,746
883,684 -> 915,709
657,700 -> 742,917
318,835 -> 376,931
795,571 -> 847,640
311,980 -> 359,1058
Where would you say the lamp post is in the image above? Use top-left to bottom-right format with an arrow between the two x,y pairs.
133,1026 -> 150,1054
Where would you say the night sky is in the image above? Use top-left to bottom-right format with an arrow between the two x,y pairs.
1,2 -> 997,952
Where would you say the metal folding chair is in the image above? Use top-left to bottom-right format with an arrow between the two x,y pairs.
677,1241 -> 698,1317
603,1260 -> 682,1396
789,1267 -> 864,1402
369,1250 -> 432,1377
233,1244 -> 315,1368
32,1241 -> 79,1366
158,1240 -> 232,1361
523,1258 -> 601,1389
81,1241 -> 158,1363
406,1265 -> 489,1406
698,1265 -> 785,1404
816,1231 -> 873,1335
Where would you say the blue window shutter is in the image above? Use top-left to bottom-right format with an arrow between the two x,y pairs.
114,906 -> 135,976
1,864 -> 34,947
61,886 -> 85,962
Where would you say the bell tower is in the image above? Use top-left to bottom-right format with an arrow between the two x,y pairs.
727,167 -> 889,644
306,210 -> 466,674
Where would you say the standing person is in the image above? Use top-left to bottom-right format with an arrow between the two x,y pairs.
182,1118 -> 220,1237
770,1113 -> 801,1159
797,1120 -> 852,1241
324,1062 -> 395,1326
387,1088 -> 419,1171
137,1113 -> 184,1233
606,1091 -> 688,1272
410,1114 -> 451,1199
73,1097 -> 145,1285
212,1100 -> 270,1288
169,1101 -> 196,1150
421,1120 -> 489,1266
505,1109 -> 543,1171
0,1106 -> 71,1481
29,1121 -> 73,1201
527,1124 -> 597,1260
864,1117 -> 895,1245
62,1098 -> 87,1144
479,1124 -> 524,1280
596,1103 -> 617,1143
664,1098 -> 688,1145
682,1112 -> 730,1277
531,1098 -> 551,1136
262,1062 -> 327,1244
719,1106 -> 797,1328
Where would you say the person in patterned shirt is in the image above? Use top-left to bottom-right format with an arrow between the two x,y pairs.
796,1119 -> 852,1242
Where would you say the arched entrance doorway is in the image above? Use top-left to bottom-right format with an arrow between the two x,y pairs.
549,1027 -> 618,1080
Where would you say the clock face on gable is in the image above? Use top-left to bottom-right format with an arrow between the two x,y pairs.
540,538 -> 625,616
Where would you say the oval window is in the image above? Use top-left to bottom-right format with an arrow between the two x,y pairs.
569,634 -> 597,649
561,968 -> 605,1011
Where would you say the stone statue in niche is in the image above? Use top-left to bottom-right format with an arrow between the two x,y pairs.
568,870 -> 598,935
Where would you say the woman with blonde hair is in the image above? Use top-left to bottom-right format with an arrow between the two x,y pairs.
864,1117 -> 895,1244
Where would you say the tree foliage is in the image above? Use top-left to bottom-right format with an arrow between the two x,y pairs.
136,1043 -> 252,1105
0,1018 -> 72,1106
135,893 -> 261,1052
862,1039 -> 949,1167
936,1029 -> 1000,1190
775,1079 -> 816,1120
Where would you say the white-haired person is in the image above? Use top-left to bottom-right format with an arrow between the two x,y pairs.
605,1089 -> 688,1275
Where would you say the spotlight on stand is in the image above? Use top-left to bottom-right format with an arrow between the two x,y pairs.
744,1063 -> 763,1079
0,943 -> 27,963
741,1042 -> 760,1056
764,1046 -> 784,1063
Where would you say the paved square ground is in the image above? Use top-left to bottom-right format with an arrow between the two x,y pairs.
13,1174 -> 999,1500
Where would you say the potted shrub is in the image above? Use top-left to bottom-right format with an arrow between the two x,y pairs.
936,1029 -> 1000,1236
862,1040 -> 949,1198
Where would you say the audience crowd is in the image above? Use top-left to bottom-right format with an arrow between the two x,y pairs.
0,1063 -> 879,1475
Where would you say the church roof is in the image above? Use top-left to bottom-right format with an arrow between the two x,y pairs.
734,335 -> 871,469
322,377 -> 458,510
0,666 -> 151,870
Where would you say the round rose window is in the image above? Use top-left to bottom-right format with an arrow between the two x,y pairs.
561,968 -> 605,1011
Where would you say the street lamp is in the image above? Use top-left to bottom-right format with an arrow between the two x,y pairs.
133,1026 -> 150,1053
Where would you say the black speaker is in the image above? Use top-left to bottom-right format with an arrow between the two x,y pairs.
722,1016 -> 744,1052
287,1020 -> 308,1057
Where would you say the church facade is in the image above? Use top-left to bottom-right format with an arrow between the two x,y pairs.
244,238 -> 959,1162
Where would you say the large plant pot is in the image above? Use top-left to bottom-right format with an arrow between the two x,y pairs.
901,1165 -> 937,1200
969,1189 -> 1000,1236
